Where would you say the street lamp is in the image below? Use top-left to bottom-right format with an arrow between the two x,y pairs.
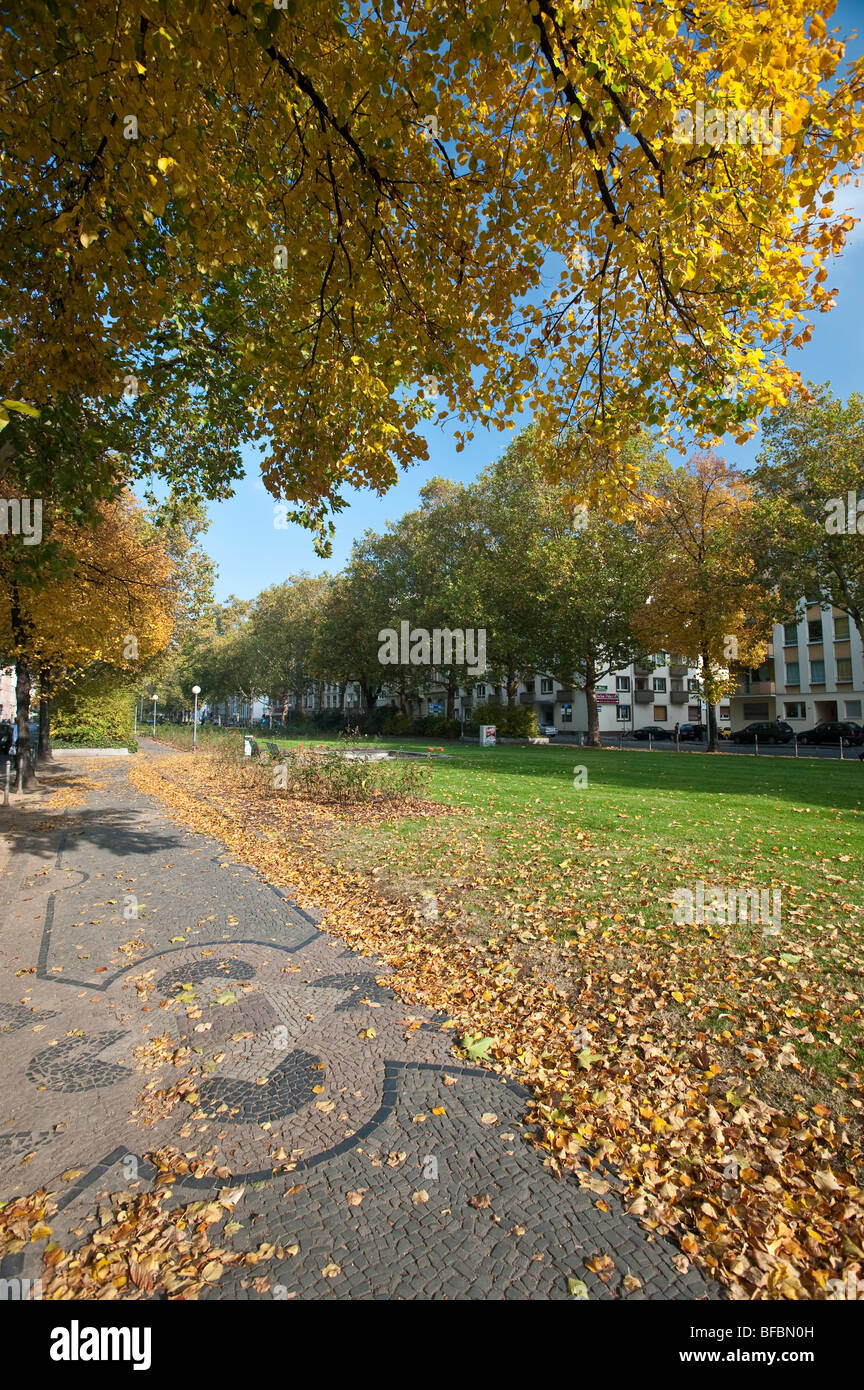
192,685 -> 201,752
152,694 -> 158,736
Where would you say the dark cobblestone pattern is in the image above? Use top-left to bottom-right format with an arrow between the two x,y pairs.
309,972 -> 393,1011
197,1048 -> 324,1125
0,747 -> 717,1299
0,1001 -> 56,1032
25,1030 -> 130,1093
156,956 -> 256,996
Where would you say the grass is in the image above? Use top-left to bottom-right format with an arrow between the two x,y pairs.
138,735 -> 864,1296
260,736 -> 864,1085
152,725 -> 864,1084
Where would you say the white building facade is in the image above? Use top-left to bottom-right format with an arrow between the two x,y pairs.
729,604 -> 864,732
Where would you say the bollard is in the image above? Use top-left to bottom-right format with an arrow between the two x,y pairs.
794,734 -> 798,758
649,733 -> 653,752
754,734 -> 759,756
676,730 -> 680,752
840,738 -> 845,761
3,757 -> 10,806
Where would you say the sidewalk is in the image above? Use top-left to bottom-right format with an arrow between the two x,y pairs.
0,748 -> 713,1299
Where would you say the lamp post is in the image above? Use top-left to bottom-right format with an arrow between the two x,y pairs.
192,685 -> 201,752
152,694 -> 157,736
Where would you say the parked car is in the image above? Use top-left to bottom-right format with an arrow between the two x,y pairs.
798,720 -> 864,747
632,725 -> 673,741
730,720 -> 794,744
677,722 -> 706,741
537,723 -> 557,738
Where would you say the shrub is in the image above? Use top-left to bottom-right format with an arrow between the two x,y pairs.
380,711 -> 413,735
411,714 -> 461,739
472,701 -> 539,738
253,727 -> 430,806
51,673 -> 138,749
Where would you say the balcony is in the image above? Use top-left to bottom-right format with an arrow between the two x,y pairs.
555,688 -> 577,704
519,692 -> 536,706
669,687 -> 688,702
633,662 -> 652,676
635,690 -> 654,704
668,661 -> 688,676
734,680 -> 775,697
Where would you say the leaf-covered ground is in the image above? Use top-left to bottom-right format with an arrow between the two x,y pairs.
129,741 -> 864,1299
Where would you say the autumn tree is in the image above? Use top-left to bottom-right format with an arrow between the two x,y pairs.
0,493 -> 180,782
2,3 -> 862,538
312,535 -> 405,715
752,389 -> 864,645
249,574 -> 332,723
538,513 -> 658,746
632,454 -> 774,751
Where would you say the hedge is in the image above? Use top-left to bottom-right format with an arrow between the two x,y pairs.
52,674 -> 138,751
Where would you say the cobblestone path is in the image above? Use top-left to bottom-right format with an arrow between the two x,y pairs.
0,749 -> 714,1300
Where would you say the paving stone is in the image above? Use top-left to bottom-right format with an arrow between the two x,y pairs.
0,747 -> 719,1301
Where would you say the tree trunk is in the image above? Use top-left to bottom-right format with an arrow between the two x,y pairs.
14,657 -> 35,789
10,587 -> 36,789
37,667 -> 53,762
446,681 -> 456,719
703,651 -> 719,752
506,671 -> 518,705
360,681 -> 378,713
585,660 -> 601,747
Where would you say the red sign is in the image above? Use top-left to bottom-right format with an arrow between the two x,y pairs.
595,694 -> 618,705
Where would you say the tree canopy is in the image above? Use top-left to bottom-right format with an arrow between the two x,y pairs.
3,1 -> 863,539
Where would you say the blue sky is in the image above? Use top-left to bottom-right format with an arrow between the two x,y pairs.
205,5 -> 864,603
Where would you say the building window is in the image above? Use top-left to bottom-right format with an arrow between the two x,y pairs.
719,707 -> 730,721
687,678 -> 700,693
653,677 -> 667,692
653,704 -> 667,722
654,652 -> 667,666
617,704 -> 631,722
784,701 -> 806,719
834,614 -> 850,640
808,618 -> 823,643
783,621 -> 798,645
845,700 -> 862,719
743,702 -> 769,719
561,704 -> 572,722
836,657 -> 853,683
616,675 -> 630,691
810,659 -> 826,684
475,685 -> 486,698
785,661 -> 800,684
540,678 -> 553,694
688,705 -> 701,721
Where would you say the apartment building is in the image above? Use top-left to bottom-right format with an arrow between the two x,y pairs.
392,654 -> 730,735
455,656 -> 727,735
729,604 -> 864,732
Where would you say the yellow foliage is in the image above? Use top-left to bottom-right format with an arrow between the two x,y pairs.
1,2 -> 862,518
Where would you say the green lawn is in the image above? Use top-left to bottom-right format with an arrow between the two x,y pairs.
155,726 -> 864,1086
263,736 -> 864,1088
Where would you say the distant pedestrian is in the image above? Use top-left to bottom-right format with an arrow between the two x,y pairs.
674,721 -> 680,741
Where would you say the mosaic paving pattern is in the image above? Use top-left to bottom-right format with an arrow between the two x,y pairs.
0,748 -> 716,1300
309,972 -> 394,1011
